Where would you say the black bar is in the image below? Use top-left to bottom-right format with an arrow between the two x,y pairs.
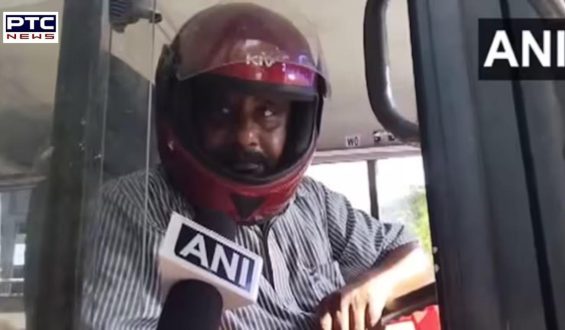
499,0 -> 565,328
408,0 -> 549,328
367,160 -> 380,219
25,0 -> 107,328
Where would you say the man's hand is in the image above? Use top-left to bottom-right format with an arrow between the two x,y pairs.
316,244 -> 435,330
316,273 -> 389,330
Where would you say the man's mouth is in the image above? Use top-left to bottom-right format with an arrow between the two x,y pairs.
231,162 -> 265,175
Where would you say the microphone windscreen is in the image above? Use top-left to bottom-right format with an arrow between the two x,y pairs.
157,280 -> 223,330
193,208 -> 238,240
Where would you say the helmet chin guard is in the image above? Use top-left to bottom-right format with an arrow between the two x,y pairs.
157,119 -> 317,223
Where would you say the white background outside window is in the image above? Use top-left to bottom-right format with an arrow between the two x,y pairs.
306,155 -> 426,221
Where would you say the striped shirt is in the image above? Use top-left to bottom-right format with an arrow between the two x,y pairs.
80,166 -> 416,329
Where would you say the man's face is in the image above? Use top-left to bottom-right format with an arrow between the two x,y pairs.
195,91 -> 292,177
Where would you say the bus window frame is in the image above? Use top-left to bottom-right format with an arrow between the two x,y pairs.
491,0 -> 565,327
25,0 -> 111,328
400,0 -> 558,328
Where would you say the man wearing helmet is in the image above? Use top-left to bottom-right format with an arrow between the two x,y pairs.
82,2 -> 434,330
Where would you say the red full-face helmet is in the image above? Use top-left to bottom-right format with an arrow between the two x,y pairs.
155,1 -> 330,224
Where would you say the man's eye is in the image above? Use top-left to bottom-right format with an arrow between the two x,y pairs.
261,106 -> 281,118
213,107 -> 232,116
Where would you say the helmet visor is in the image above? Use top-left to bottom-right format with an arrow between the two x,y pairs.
171,0 -> 329,95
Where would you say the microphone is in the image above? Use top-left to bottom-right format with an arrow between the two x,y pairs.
157,280 -> 223,330
157,211 -> 263,329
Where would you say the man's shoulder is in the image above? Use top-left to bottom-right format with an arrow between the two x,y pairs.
295,176 -> 330,207
298,176 -> 324,194
96,167 -> 185,230
98,166 -> 172,205
296,176 -> 351,213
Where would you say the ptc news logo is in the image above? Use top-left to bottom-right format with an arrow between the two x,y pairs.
2,12 -> 59,44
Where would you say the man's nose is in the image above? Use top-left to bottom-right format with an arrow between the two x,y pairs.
235,116 -> 260,150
